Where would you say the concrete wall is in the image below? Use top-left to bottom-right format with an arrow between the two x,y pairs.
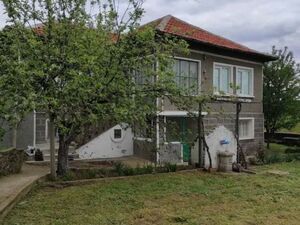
158,142 -> 183,164
77,124 -> 134,159
191,126 -> 237,168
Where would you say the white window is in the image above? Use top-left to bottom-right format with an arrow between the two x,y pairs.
173,58 -> 199,95
213,63 -> 232,94
236,67 -> 253,96
239,118 -> 254,140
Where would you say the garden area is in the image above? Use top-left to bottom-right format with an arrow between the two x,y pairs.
3,161 -> 300,225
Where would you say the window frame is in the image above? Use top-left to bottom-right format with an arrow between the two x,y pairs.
114,129 -> 122,139
239,117 -> 255,140
236,66 -> 254,98
173,56 -> 201,96
213,62 -> 234,95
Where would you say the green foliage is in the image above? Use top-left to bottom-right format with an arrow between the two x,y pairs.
258,143 -> 300,164
2,0 -> 188,175
263,46 -> 300,136
0,25 -> 35,130
113,162 -> 154,176
164,163 -> 177,172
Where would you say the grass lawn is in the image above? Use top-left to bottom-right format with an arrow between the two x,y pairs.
266,143 -> 289,153
281,122 -> 300,133
4,162 -> 300,225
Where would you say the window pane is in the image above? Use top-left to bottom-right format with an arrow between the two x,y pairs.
189,62 -> 198,79
180,60 -> 189,77
237,68 -> 253,96
213,68 -> 220,92
220,67 -> 229,93
214,65 -> 230,94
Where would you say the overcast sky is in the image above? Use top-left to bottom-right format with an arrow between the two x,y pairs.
0,0 -> 299,61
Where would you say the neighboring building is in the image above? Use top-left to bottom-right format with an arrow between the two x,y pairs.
1,15 -> 276,168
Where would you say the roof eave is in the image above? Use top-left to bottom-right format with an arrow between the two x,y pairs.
156,30 -> 278,63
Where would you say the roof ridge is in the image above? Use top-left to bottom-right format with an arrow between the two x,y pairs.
140,14 -> 171,29
156,15 -> 173,31
168,15 -> 257,53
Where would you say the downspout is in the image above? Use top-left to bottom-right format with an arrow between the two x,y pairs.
33,110 -> 36,147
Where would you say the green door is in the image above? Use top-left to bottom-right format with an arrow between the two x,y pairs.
180,118 -> 190,162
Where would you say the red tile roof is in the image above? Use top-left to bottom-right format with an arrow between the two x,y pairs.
145,15 -> 275,61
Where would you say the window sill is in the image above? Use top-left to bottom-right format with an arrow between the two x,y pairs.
239,137 -> 255,141
237,95 -> 255,99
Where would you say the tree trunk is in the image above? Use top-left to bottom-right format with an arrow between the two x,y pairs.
197,103 -> 203,168
57,134 -> 69,176
12,124 -> 17,149
49,118 -> 56,180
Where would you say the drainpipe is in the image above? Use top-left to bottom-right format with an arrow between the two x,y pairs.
33,110 -> 36,147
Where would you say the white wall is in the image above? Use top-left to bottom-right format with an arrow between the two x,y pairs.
77,124 -> 134,159
191,125 -> 237,168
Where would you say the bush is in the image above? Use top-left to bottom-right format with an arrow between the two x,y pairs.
258,148 -> 300,164
113,162 -> 154,176
264,152 -> 285,164
165,163 -> 177,172
285,147 -> 300,154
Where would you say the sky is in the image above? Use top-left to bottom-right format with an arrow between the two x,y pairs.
0,0 -> 299,61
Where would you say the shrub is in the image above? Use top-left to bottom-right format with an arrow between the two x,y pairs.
264,152 -> 284,164
113,161 -> 126,176
285,147 -> 300,154
165,163 -> 177,172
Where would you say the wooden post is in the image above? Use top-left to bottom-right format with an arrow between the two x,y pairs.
49,118 -> 56,179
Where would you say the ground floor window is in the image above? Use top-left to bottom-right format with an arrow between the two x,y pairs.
239,118 -> 255,140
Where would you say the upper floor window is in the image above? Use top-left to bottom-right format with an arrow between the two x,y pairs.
173,58 -> 199,95
213,64 -> 232,94
236,67 -> 253,96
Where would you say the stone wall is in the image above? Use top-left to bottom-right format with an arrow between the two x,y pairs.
204,113 -> 264,156
133,139 -> 156,162
0,148 -> 24,176
158,142 -> 182,164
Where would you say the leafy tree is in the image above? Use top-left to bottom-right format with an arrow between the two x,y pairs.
0,25 -> 35,148
263,46 -> 300,148
3,0 -> 187,176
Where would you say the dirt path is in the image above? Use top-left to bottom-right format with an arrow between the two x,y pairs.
0,164 -> 49,220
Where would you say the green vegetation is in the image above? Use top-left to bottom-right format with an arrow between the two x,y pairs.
281,122 -> 300,133
263,46 -> 300,148
4,162 -> 300,225
260,143 -> 300,164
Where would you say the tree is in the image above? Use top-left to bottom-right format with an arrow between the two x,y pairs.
3,0 -> 188,177
0,25 -> 34,148
263,46 -> 300,148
